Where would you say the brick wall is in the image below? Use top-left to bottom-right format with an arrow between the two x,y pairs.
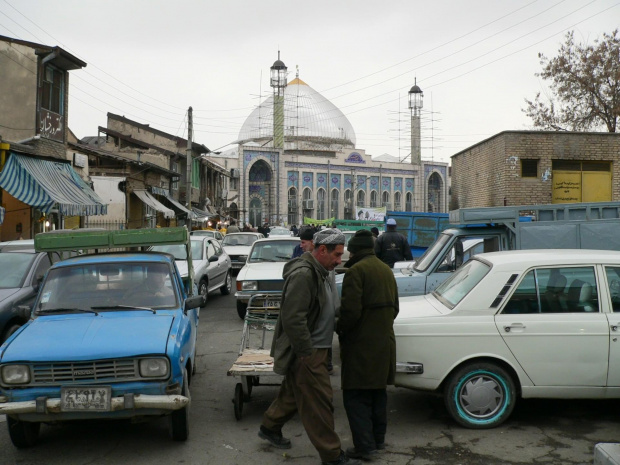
451,131 -> 620,209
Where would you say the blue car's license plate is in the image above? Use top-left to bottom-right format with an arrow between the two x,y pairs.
61,386 -> 112,411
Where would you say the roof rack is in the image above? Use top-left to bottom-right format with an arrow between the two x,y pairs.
34,227 -> 195,295
34,227 -> 189,252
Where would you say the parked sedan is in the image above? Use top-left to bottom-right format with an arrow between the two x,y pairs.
235,237 -> 299,319
0,249 -> 60,342
221,232 -> 264,272
151,237 -> 232,305
394,249 -> 620,429
190,229 -> 224,242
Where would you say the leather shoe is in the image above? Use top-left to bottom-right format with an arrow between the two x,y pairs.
322,450 -> 362,464
346,446 -> 378,461
258,425 -> 291,449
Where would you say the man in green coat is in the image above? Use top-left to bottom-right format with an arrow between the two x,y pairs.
259,229 -> 361,465
337,229 -> 399,460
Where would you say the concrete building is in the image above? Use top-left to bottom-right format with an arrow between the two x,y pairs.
0,35 -> 106,240
450,130 -> 620,209
216,56 -> 449,228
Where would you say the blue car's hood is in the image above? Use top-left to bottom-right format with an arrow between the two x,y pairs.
2,313 -> 175,362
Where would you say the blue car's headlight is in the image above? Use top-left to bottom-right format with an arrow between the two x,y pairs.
1,364 -> 31,385
139,358 -> 169,378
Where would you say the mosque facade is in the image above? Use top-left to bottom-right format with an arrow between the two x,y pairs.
218,62 -> 449,228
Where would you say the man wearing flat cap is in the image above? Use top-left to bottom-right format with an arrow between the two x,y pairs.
337,229 -> 399,461
259,229 -> 360,465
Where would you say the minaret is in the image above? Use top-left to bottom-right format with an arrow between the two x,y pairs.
408,78 -> 423,165
270,51 -> 287,149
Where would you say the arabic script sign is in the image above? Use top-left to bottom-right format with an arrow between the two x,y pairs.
40,109 -> 63,142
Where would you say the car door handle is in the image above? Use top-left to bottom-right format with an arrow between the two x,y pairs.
611,324 -> 620,332
504,323 -> 526,333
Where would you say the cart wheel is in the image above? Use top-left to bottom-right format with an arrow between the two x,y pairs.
233,382 -> 244,420
244,376 -> 254,401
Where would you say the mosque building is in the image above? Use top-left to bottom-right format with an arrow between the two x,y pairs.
214,54 -> 449,228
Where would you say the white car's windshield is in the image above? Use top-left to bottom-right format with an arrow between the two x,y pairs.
222,234 -> 258,247
249,241 -> 298,263
36,262 -> 179,312
433,258 -> 490,308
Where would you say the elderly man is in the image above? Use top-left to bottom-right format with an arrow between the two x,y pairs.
338,229 -> 399,460
259,229 -> 360,465
291,227 -> 315,258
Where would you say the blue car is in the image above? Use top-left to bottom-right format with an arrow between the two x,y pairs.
0,228 -> 204,448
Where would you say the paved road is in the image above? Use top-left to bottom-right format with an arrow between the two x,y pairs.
1,278 -> 619,464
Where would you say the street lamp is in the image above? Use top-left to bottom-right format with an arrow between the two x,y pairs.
408,78 -> 423,165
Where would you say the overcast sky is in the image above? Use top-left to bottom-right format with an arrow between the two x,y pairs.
1,0 -> 618,164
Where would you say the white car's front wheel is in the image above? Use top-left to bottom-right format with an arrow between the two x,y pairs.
444,362 -> 516,429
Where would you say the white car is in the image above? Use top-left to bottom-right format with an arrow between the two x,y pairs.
394,249 -> 620,429
151,236 -> 232,305
221,232 -> 264,272
268,227 -> 293,237
235,237 -> 299,319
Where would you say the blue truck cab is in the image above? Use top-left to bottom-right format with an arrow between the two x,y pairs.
0,227 -> 204,448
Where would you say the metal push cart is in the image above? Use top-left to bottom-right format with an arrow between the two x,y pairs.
227,293 -> 283,420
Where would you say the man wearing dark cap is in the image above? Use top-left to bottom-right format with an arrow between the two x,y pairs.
337,229 -> 399,460
375,218 -> 413,267
259,229 -> 360,465
291,227 -> 315,258
370,227 -> 379,239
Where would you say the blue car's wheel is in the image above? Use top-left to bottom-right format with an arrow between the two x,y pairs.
444,362 -> 516,429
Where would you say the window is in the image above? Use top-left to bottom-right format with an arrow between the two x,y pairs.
503,267 -> 598,314
382,191 -> 390,208
317,188 -> 326,220
356,190 -> 365,208
394,192 -> 401,211
370,190 -> 378,208
605,267 -> 620,312
330,189 -> 339,218
42,65 -> 64,114
521,159 -> 538,178
405,192 -> 413,211
171,161 -> 179,190
192,158 -> 200,189
433,259 -> 490,309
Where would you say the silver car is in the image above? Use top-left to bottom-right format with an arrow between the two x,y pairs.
151,236 -> 232,305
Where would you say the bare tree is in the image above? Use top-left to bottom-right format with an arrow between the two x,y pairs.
524,29 -> 620,133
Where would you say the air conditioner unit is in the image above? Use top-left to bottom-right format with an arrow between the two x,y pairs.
230,168 -> 240,178
344,207 -> 352,214
394,203 -> 401,211
344,200 -> 352,208
383,203 -> 392,210
288,199 -> 298,209
303,200 -> 314,210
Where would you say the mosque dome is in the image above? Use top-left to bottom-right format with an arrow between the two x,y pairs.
237,77 -> 356,149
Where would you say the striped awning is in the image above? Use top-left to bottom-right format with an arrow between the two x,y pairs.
161,192 -> 196,219
133,190 -> 175,219
0,153 -> 107,216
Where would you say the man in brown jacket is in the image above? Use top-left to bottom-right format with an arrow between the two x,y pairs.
259,229 -> 361,465
337,229 -> 399,460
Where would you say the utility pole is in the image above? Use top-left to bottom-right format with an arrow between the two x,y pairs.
186,107 -> 193,209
